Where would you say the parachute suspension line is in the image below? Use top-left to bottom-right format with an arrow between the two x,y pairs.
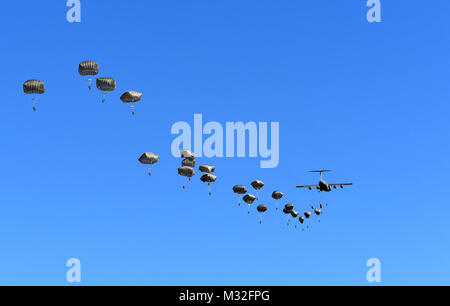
147,167 -> 152,176
237,195 -> 241,206
102,92 -> 107,103
32,97 -> 37,112
130,105 -> 135,116
259,215 -> 262,225
247,204 -> 251,214
87,78 -> 92,91
208,183 -> 212,196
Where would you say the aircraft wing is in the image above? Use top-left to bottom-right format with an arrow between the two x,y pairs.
328,183 -> 353,188
296,185 -> 319,189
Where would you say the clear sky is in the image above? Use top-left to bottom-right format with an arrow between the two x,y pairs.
0,1 -> 449,285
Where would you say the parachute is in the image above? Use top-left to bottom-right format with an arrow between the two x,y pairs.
314,208 -> 322,216
243,194 -> 257,214
199,165 -> 215,173
138,152 -> 159,176
233,185 -> 247,206
291,210 -> 299,227
78,61 -> 99,90
284,203 -> 294,212
256,204 -> 268,224
181,149 -> 195,160
120,91 -> 142,116
178,166 -> 195,189
178,150 -> 195,189
23,79 -> 45,111
200,173 -> 217,196
96,77 -> 116,103
181,158 -> 196,168
271,190 -> 283,211
251,180 -> 264,201
299,216 -> 305,224
304,211 -> 312,219
283,204 -> 294,225
251,180 -> 264,190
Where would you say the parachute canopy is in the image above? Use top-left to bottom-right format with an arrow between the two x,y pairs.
299,216 -> 305,224
178,166 -> 195,178
314,208 -> 322,216
284,203 -> 294,212
243,194 -> 256,205
233,185 -> 247,194
182,158 -> 196,168
180,149 -> 195,160
257,204 -> 268,213
199,165 -> 215,173
78,61 -> 99,76
251,180 -> 264,190
200,173 -> 217,183
120,91 -> 143,103
291,210 -> 299,218
138,152 -> 159,165
96,78 -> 116,91
272,191 -> 283,200
23,79 -> 45,94
304,211 -> 312,219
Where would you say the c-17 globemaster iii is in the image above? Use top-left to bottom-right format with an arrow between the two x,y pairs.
296,170 -> 353,192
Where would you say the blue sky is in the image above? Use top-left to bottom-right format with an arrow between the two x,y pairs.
0,0 -> 449,285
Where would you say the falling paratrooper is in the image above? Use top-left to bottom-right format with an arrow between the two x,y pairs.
251,180 -> 264,200
271,190 -> 283,211
233,185 -> 247,206
120,91 -> 142,116
256,204 -> 268,224
96,77 -> 116,103
200,167 -> 217,196
78,61 -> 99,91
23,79 -> 45,111
138,152 -> 159,176
243,194 -> 257,214
178,149 -> 195,190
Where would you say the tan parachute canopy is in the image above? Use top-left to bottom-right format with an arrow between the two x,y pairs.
139,152 -> 159,165
243,194 -> 256,205
233,185 -> 247,194
78,61 -> 99,76
251,180 -> 264,190
257,204 -> 268,213
272,191 -> 283,200
200,173 -> 217,183
96,77 -> 116,91
120,91 -> 142,103
178,166 -> 195,178
23,79 -> 45,94
199,165 -> 215,173
180,149 -> 195,160
182,158 -> 195,168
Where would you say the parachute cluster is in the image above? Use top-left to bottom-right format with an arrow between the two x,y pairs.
23,60 -> 341,232
233,182 -> 328,229
23,60 -> 142,114
139,149 -> 218,196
